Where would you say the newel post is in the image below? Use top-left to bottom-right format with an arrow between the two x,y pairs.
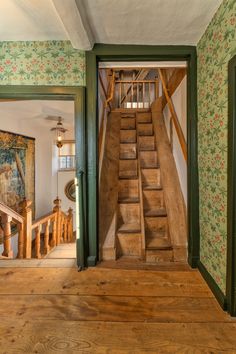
20,199 -> 32,259
53,197 -> 61,246
1,214 -> 13,258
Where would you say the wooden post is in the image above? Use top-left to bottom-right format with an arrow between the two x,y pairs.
20,199 -> 32,259
53,197 -> 61,246
1,214 -> 13,258
35,225 -> 41,259
17,223 -> 24,259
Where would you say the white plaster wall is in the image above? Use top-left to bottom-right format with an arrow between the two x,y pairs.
57,171 -> 76,231
163,76 -> 187,205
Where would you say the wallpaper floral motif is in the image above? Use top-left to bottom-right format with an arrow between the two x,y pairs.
197,0 -> 236,293
0,40 -> 85,85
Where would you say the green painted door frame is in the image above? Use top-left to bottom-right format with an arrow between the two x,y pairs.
227,55 -> 236,316
0,86 -> 86,269
86,44 -> 199,267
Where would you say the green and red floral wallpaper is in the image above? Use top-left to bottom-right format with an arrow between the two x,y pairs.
197,0 -> 236,293
0,40 -> 85,86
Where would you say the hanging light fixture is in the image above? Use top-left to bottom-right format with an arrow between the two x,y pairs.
50,117 -> 68,148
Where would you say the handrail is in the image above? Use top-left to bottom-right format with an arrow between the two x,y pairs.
99,72 -> 111,111
31,211 -> 57,230
0,201 -> 24,224
158,68 -> 187,162
116,80 -> 156,83
105,71 -> 115,108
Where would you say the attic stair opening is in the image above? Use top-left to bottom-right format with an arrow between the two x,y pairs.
99,63 -> 187,265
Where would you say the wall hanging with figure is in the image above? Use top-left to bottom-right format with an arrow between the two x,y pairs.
0,130 -> 35,239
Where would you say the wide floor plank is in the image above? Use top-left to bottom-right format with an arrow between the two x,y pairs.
1,320 -> 236,353
0,265 -> 234,353
0,267 -> 212,297
0,294 -> 231,323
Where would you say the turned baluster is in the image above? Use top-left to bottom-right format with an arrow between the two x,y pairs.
51,218 -> 57,248
68,208 -> 73,241
17,223 -> 24,259
53,197 -> 61,246
64,220 -> 68,242
35,225 -> 41,258
44,220 -> 50,255
1,214 -> 13,258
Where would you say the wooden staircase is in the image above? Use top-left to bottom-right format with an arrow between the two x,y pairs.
111,109 -> 175,262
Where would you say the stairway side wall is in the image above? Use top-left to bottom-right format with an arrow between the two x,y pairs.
99,112 -> 121,258
151,98 -> 187,258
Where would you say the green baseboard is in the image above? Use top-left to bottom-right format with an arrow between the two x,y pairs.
87,256 -> 97,266
188,255 -> 199,268
198,261 -> 227,310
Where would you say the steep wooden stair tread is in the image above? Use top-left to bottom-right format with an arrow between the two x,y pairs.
144,208 -> 167,217
143,184 -> 162,191
118,223 -> 141,234
118,197 -> 139,203
119,175 -> 138,180
146,233 -> 172,250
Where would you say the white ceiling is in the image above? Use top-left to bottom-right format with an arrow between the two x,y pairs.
0,100 -> 74,129
0,0 -> 222,48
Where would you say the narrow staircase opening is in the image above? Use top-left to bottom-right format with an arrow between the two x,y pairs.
99,63 -> 187,265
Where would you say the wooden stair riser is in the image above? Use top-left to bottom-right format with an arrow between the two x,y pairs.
141,168 -> 161,190
137,112 -> 152,123
140,151 -> 159,168
120,130 -> 137,143
121,113 -> 136,118
138,136 -> 155,151
118,179 -> 139,203
146,249 -> 174,262
117,233 -> 142,257
118,203 -> 141,226
121,118 -> 136,130
145,216 -> 169,235
119,160 -> 138,179
138,123 -> 153,136
120,144 -> 137,160
143,190 -> 165,214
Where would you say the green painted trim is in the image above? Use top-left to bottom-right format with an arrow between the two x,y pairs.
198,261 -> 227,310
0,85 -> 87,269
227,55 -> 236,316
86,44 -> 199,267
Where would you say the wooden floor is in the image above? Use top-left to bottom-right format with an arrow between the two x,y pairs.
0,263 -> 236,353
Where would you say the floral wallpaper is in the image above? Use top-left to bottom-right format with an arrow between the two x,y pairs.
197,0 -> 236,293
0,40 -> 85,85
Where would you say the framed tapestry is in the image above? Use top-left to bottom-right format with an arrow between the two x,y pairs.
0,130 -> 35,225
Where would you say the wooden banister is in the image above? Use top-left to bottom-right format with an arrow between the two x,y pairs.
0,196 -> 73,259
158,68 -> 187,162
0,202 -> 24,224
31,212 -> 57,230
105,71 -> 115,108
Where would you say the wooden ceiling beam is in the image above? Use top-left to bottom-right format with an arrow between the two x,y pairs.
52,0 -> 94,50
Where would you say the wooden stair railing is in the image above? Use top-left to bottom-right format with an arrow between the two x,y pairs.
158,68 -> 187,162
0,198 -> 73,259
0,201 -> 24,258
115,80 -> 158,109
